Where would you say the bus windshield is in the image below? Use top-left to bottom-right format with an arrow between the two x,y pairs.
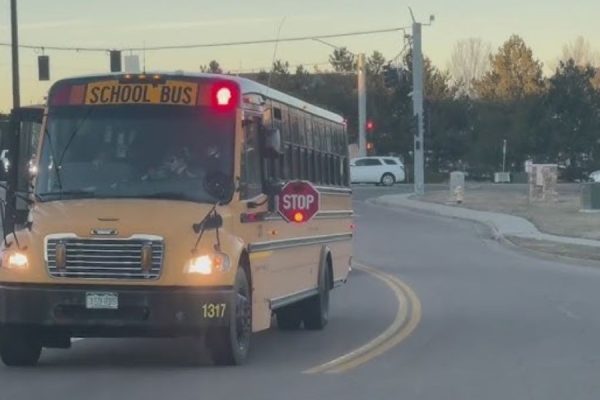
35,105 -> 235,203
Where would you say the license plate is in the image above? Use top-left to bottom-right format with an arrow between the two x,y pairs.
86,292 -> 118,310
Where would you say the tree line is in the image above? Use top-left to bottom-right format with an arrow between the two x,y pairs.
191,36 -> 599,181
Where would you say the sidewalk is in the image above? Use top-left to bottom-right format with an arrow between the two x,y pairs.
375,193 -> 600,262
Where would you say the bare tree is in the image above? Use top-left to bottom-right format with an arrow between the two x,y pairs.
448,38 -> 492,97
560,36 -> 600,67
200,60 -> 223,74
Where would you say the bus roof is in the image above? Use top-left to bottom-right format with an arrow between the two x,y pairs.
53,72 -> 345,124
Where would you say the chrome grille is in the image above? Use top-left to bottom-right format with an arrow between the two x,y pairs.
46,236 -> 164,280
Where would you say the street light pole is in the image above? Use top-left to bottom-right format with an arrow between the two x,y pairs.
10,0 -> 21,110
357,53 -> 367,157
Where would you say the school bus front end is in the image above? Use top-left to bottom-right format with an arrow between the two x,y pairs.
0,73 -> 353,368
0,74 -> 253,366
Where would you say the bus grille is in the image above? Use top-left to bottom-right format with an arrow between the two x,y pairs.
46,237 -> 164,280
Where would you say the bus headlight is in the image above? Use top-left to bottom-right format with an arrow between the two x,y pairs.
186,252 -> 230,275
1,251 -> 29,270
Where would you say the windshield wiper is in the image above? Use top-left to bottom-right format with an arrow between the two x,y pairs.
42,108 -> 94,198
36,189 -> 97,200
42,126 -> 64,195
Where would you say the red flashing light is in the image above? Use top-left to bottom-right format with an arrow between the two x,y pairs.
216,87 -> 232,106
210,81 -> 239,110
366,120 -> 375,132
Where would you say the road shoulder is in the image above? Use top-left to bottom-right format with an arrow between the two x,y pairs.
374,193 -> 600,267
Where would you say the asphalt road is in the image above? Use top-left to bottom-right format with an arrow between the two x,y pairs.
2,185 -> 600,399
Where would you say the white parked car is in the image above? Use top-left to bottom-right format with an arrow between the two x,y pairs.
589,170 -> 600,182
350,156 -> 406,186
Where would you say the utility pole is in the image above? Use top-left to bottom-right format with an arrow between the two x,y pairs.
11,0 -> 20,109
411,20 -> 425,195
357,53 -> 367,157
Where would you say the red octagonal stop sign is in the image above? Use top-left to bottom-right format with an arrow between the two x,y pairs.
277,181 -> 321,223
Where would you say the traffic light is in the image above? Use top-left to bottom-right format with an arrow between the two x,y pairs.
383,64 -> 399,89
366,120 -> 375,133
38,55 -> 50,81
110,50 -> 122,73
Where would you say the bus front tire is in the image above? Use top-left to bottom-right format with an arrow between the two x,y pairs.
0,328 -> 42,367
301,262 -> 331,330
206,267 -> 252,366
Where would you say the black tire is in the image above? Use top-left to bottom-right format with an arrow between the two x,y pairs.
0,328 -> 42,367
301,262 -> 331,330
206,267 -> 252,366
276,305 -> 302,330
381,173 -> 395,187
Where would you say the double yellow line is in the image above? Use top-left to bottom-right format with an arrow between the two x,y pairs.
304,262 -> 421,374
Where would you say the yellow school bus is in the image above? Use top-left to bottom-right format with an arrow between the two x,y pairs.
0,73 -> 352,366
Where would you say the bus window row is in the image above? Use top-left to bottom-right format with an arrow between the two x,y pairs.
272,105 -> 347,157
280,144 -> 349,187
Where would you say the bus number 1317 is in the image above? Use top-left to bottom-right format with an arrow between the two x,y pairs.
202,303 -> 227,319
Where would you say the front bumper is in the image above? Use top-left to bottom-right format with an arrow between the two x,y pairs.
0,283 -> 234,337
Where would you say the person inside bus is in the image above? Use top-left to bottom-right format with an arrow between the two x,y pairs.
141,146 -> 197,181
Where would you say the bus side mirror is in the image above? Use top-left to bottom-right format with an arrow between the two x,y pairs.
261,126 -> 282,159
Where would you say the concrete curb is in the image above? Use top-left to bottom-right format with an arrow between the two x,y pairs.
374,193 -> 600,249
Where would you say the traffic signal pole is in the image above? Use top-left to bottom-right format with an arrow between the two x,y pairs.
11,0 -> 20,109
357,53 -> 367,157
411,22 -> 425,195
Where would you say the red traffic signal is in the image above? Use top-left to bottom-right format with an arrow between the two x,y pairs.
366,120 -> 375,133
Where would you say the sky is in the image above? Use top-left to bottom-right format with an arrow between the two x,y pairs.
1,0 -> 600,112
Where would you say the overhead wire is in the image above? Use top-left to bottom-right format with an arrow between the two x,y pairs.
0,26 -> 409,53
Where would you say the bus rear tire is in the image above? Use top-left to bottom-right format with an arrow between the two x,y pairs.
206,267 -> 252,366
0,328 -> 42,367
301,261 -> 331,330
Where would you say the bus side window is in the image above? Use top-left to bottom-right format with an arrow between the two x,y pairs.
281,106 -> 290,142
240,117 -> 263,199
314,151 -> 321,184
305,118 -> 313,148
285,145 -> 293,180
308,149 -> 314,181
